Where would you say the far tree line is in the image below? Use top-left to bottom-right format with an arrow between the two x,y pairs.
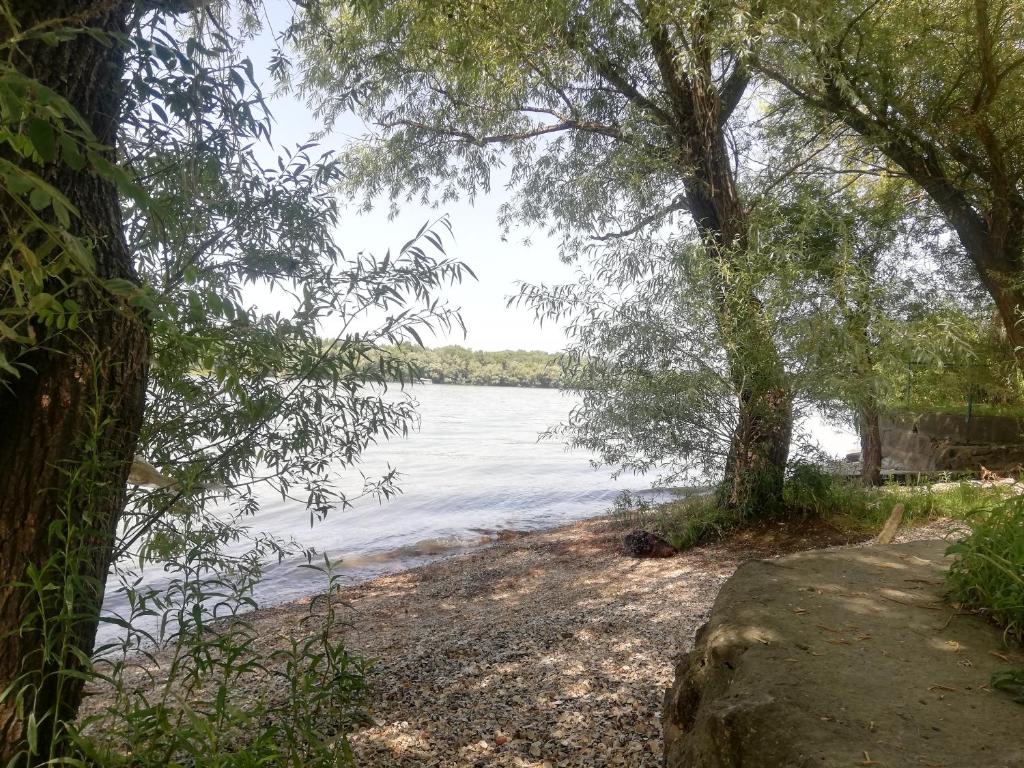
362,345 -> 564,387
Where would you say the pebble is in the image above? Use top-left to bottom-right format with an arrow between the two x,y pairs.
82,517 -> 957,767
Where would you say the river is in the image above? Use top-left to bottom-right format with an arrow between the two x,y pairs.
100,384 -> 857,640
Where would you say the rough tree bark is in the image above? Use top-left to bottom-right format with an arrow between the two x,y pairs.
0,2 -> 147,764
845,290 -> 883,487
859,404 -> 883,486
643,10 -> 793,517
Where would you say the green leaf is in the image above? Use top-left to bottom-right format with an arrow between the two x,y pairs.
0,353 -> 21,378
28,186 -> 49,210
103,277 -> 140,298
26,118 -> 56,163
230,68 -> 246,95
59,133 -> 85,170
26,711 -> 37,753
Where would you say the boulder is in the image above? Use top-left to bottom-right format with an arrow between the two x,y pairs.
663,541 -> 1024,767
622,529 -> 677,558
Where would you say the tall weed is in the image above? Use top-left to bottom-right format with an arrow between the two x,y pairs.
77,558 -> 369,766
947,498 -> 1024,642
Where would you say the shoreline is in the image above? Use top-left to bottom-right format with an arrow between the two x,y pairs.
85,515 -> 961,767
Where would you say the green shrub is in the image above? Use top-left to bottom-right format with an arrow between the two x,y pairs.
818,479 -> 1013,533
947,498 -> 1024,704
75,563 -> 370,767
614,470 -> 1017,554
784,462 -> 839,517
947,499 -> 1024,642
660,502 -> 739,550
612,490 -> 739,550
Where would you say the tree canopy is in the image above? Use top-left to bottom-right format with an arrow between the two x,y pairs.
290,0 -> 800,515
0,2 -> 470,763
757,0 -> 1024,350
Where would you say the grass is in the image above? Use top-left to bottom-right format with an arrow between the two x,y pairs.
612,467 -> 1015,552
947,497 -> 1024,644
610,490 -> 737,551
819,477 -> 1016,533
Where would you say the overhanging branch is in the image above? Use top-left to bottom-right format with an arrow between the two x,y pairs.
590,197 -> 689,241
380,117 -> 633,145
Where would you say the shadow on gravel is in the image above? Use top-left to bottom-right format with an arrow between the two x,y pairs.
341,518 -> 875,767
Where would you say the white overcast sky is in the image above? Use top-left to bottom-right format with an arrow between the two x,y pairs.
240,2 -> 576,353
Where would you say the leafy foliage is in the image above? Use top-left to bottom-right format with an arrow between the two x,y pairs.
947,498 -> 1024,643
79,562 -> 370,766
756,0 -> 1024,346
1,4 -> 471,765
287,0 -> 804,516
517,242 -> 740,485
947,495 -> 1024,705
0,18 -> 143,381
367,344 -> 564,387
616,476 -> 1015,551
758,0 -> 1024,225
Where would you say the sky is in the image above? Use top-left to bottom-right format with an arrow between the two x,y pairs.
240,3 -> 576,353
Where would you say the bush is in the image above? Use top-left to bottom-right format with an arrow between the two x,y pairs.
611,490 -> 739,550
783,462 -> 838,517
76,564 -> 370,767
947,498 -> 1024,642
947,497 -> 1024,704
613,466 -> 1018,555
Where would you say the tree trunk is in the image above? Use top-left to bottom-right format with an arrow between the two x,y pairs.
719,381 -> 793,516
0,3 -> 146,765
964,231 -> 1024,356
677,81 -> 793,519
859,404 -> 883,487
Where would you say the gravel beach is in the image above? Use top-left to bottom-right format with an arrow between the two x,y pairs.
84,515 -> 963,767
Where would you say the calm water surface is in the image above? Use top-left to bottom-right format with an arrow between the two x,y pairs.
249,384 -> 644,603
101,384 -> 857,633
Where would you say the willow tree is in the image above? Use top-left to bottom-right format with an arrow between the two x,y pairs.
0,2 -> 469,763
289,0 -> 793,515
0,3 -> 147,760
771,177 -> 932,485
757,0 -> 1024,353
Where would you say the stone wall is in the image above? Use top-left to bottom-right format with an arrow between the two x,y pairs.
663,541 -> 1024,767
880,411 -> 1024,471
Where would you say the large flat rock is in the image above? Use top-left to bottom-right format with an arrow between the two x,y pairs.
663,541 -> 1024,767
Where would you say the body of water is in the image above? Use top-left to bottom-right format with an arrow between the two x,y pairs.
101,384 -> 858,637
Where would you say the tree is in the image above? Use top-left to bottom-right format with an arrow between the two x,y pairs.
0,3 -> 147,760
757,0 -> 1024,353
0,3 -> 470,763
772,177 -> 919,485
518,245 -> 745,488
288,0 -> 794,516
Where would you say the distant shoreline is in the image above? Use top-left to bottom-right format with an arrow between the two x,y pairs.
397,378 -> 561,389
360,344 -> 566,389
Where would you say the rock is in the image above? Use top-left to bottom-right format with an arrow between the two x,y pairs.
844,450 -> 862,462
663,541 -> 1024,768
622,529 -> 677,558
